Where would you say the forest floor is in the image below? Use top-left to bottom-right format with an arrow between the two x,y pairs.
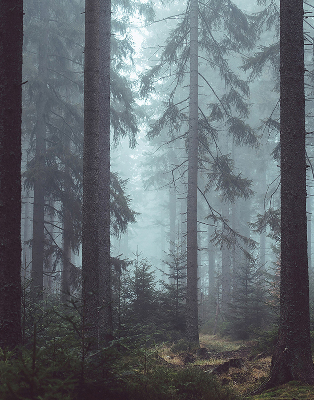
157,334 -> 314,399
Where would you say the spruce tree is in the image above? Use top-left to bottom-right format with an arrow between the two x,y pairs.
264,0 -> 314,387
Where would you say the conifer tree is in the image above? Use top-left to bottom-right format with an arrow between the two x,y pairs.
141,0 -> 257,344
264,0 -> 314,387
0,0 -> 23,349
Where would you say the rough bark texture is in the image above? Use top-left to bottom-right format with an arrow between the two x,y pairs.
0,0 -> 23,349
83,0 -> 112,345
186,0 -> 199,345
263,0 -> 314,388
98,0 -> 112,342
83,0 -> 101,344
31,1 -> 48,301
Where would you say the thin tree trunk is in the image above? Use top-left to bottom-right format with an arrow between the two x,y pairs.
44,198 -> 54,295
0,0 -> 23,349
31,1 -> 48,301
221,200 -> 231,314
207,223 -> 215,301
169,183 -> 176,283
260,0 -> 314,389
260,154 -> 267,269
62,185 -> 71,303
307,185 -> 312,270
186,0 -> 199,345
22,189 -> 31,279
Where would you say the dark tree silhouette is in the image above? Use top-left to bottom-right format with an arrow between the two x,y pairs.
0,0 -> 23,349
261,0 -> 314,389
82,0 -> 112,346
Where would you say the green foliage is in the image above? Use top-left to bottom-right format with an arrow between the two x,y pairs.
115,364 -> 238,400
253,327 -> 278,356
206,154 -> 254,202
170,339 -> 190,354
224,262 -> 270,340
250,208 -> 280,242
0,297 -> 238,400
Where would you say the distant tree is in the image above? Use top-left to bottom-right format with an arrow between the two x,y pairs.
30,0 -> 49,301
0,0 -> 23,348
225,261 -> 268,340
162,243 -> 187,333
141,0 -> 257,345
259,0 -> 314,389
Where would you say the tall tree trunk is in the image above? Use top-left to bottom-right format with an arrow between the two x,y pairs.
31,1 -> 48,301
186,0 -> 199,345
83,0 -> 101,345
98,0 -> 112,342
0,0 -> 23,349
262,0 -> 314,388
83,0 -> 112,345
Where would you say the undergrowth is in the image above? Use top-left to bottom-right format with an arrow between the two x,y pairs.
0,300 -> 238,400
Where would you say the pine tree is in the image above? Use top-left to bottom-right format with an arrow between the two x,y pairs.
252,0 -> 314,390
0,0 -> 23,349
266,0 -> 314,387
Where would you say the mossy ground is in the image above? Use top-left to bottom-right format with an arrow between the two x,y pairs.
159,335 -> 314,400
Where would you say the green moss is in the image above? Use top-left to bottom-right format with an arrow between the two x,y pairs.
248,381 -> 314,399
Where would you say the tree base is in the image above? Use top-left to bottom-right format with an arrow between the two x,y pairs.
250,345 -> 314,395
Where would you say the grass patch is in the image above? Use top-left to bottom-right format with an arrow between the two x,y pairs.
200,335 -> 244,353
248,381 -> 314,399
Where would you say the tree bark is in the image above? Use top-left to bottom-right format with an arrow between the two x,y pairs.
0,0 -> 23,349
186,0 -> 199,345
98,0 -> 112,342
263,0 -> 314,388
83,0 -> 101,345
83,0 -> 112,346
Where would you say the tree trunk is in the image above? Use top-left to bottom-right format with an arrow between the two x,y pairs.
307,185 -> 312,270
62,185 -> 71,303
98,0 -> 112,342
83,0 -> 112,346
31,1 -> 48,301
207,223 -> 215,301
263,0 -> 314,388
0,0 -> 23,349
221,200 -> 231,314
186,0 -> 199,345
82,0 -> 101,345
169,183 -> 176,284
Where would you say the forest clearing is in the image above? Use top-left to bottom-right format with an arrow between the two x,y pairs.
1,327 -> 313,399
